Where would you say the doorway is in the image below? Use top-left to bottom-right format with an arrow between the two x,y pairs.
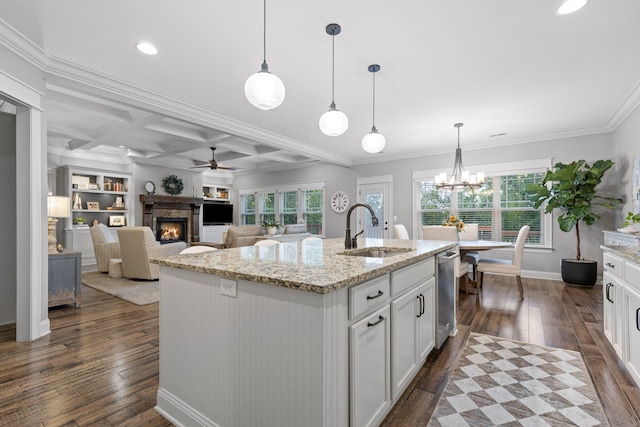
356,175 -> 393,240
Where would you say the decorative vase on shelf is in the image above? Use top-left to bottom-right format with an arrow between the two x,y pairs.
267,226 -> 277,235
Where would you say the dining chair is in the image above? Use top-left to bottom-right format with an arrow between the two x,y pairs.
477,225 -> 530,299
302,236 -> 323,242
254,239 -> 280,247
458,223 -> 479,280
180,245 -> 218,254
393,224 -> 410,240
422,226 -> 470,296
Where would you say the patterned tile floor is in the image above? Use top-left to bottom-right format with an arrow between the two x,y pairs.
428,333 -> 609,426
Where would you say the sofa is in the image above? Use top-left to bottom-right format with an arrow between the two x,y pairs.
223,224 -> 311,248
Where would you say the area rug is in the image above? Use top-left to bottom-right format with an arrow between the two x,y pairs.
428,333 -> 609,426
81,271 -> 159,305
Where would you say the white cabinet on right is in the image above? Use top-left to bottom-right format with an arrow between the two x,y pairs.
601,247 -> 640,388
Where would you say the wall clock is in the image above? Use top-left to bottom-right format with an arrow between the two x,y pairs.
145,181 -> 156,195
330,191 -> 350,213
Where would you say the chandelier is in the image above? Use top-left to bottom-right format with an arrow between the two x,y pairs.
434,123 -> 484,190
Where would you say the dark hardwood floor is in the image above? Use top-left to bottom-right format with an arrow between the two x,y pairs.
1,275 -> 639,426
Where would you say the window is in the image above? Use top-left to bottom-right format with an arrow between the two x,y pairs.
280,191 -> 298,225
240,194 -> 256,225
259,192 -> 275,224
239,183 -> 325,235
304,189 -> 323,235
415,160 -> 551,247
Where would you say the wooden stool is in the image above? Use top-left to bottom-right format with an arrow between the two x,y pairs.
108,258 -> 124,278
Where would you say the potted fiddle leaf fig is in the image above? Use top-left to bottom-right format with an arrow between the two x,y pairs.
526,159 -> 622,286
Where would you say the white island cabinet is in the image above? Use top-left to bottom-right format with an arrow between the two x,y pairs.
152,238 -> 453,427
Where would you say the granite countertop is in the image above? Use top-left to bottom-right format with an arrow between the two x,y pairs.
152,238 -> 455,294
601,245 -> 640,264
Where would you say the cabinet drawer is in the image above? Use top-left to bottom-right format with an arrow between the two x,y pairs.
350,275 -> 390,321
626,261 -> 640,294
391,258 -> 435,297
603,252 -> 624,279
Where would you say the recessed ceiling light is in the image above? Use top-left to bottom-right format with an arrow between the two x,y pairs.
136,42 -> 158,55
557,0 -> 589,15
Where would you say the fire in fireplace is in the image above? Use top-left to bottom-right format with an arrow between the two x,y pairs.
156,217 -> 187,244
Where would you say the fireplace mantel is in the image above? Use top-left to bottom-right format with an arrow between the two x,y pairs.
140,195 -> 204,243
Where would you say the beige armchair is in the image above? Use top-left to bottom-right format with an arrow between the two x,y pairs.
117,226 -> 187,280
90,223 -> 121,273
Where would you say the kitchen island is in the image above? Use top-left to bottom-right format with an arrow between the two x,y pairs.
152,238 -> 455,427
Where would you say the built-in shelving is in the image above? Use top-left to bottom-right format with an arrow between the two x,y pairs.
57,166 -> 132,266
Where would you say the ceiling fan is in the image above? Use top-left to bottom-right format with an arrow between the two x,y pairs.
191,147 -> 235,170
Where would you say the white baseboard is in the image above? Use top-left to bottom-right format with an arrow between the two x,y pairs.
40,319 -> 51,338
156,388 -> 219,427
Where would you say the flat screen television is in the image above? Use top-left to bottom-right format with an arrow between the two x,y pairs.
203,203 -> 233,225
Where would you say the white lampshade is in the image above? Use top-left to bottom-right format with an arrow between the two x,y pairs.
244,70 -> 285,110
319,109 -> 348,136
362,131 -> 385,153
47,196 -> 70,218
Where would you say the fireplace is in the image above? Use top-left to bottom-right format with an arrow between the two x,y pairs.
156,217 -> 187,244
140,195 -> 203,243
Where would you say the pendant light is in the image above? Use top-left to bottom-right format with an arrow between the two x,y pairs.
245,0 -> 285,110
362,64 -> 385,153
434,123 -> 485,190
319,23 -> 348,136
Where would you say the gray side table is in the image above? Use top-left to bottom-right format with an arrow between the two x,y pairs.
48,250 -> 82,308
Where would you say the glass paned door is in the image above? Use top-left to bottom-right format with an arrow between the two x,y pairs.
358,182 -> 389,239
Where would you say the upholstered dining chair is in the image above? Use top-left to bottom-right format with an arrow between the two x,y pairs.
179,245 -> 218,254
421,225 -> 471,296
117,226 -> 187,280
458,223 -> 479,280
477,225 -> 530,299
393,224 -> 410,240
89,223 -> 121,273
254,239 -> 280,246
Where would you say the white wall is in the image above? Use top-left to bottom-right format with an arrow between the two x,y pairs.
232,164 -> 359,238
613,105 -> 640,222
0,112 -> 17,325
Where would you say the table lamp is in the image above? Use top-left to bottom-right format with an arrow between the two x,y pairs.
48,195 -> 70,254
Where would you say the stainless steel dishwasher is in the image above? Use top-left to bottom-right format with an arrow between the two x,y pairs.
436,251 -> 458,348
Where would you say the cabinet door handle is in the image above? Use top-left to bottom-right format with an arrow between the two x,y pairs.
606,263 -> 615,268
636,308 -> 640,332
606,283 -> 613,303
367,315 -> 385,328
366,290 -> 384,300
416,295 -> 422,318
420,294 -> 425,316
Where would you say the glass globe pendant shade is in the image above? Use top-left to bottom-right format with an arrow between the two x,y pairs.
362,128 -> 385,153
319,104 -> 349,136
244,63 -> 285,110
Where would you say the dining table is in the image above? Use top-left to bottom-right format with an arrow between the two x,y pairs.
457,240 -> 514,293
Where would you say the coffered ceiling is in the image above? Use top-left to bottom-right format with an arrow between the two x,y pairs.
2,0 -> 640,174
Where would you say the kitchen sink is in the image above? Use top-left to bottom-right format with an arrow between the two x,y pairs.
338,247 -> 412,258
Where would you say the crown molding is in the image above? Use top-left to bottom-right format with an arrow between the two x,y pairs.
607,79 -> 640,130
0,19 -> 352,167
351,124 -> 613,167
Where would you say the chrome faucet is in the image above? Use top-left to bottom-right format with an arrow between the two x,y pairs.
345,203 -> 379,249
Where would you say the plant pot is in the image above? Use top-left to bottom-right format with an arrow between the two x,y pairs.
561,258 -> 597,286
267,226 -> 278,235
